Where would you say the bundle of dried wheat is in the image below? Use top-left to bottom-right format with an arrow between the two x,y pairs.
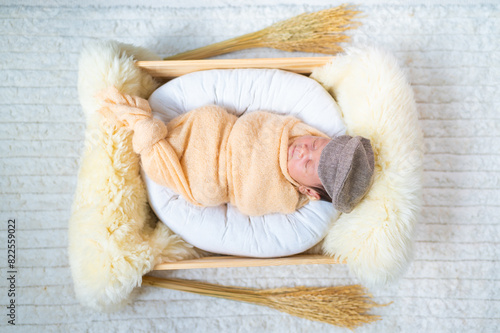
165,4 -> 361,60
142,276 -> 388,329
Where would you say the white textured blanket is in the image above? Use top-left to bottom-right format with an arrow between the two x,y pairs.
3,2 -> 498,332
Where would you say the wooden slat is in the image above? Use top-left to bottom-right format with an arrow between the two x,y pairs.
154,254 -> 344,270
136,57 -> 333,79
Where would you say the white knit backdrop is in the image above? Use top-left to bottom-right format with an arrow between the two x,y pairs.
1,0 -> 499,332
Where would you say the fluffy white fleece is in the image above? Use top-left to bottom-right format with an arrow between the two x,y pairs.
311,47 -> 424,287
69,40 -> 202,311
69,41 -> 423,311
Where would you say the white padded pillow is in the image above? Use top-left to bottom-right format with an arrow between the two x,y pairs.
144,69 -> 346,257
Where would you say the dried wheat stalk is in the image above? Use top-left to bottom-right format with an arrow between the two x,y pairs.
142,275 -> 388,329
165,4 -> 361,60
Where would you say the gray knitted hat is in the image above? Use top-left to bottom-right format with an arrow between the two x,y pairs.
318,135 -> 375,213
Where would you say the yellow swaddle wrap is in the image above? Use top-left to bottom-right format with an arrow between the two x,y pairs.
98,86 -> 327,216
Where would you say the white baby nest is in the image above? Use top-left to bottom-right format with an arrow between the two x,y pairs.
144,68 -> 346,257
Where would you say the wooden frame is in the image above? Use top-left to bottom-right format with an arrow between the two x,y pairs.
136,57 -> 341,270
154,255 -> 344,270
136,57 -> 333,79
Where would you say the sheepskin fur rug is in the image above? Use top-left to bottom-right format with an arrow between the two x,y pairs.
69,40 -> 202,312
69,40 -> 423,311
311,47 -> 424,287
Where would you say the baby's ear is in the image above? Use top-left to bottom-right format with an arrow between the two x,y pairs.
298,186 -> 320,201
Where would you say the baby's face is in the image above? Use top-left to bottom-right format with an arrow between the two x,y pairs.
287,136 -> 331,188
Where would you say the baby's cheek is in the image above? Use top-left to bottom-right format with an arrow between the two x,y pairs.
288,163 -> 299,180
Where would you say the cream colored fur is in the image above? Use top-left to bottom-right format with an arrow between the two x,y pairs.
311,47 -> 424,287
69,41 -> 422,311
69,40 -> 202,311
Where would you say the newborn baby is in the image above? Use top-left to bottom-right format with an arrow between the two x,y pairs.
98,86 -> 374,216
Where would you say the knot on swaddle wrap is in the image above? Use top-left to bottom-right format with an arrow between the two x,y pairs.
97,86 -> 168,154
130,117 -> 168,154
